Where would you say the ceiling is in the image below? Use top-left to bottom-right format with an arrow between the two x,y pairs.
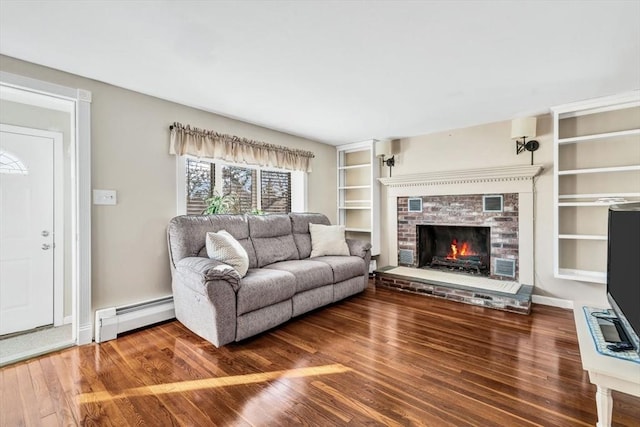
1,1 -> 638,145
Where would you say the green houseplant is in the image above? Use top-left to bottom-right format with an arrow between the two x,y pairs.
202,192 -> 236,214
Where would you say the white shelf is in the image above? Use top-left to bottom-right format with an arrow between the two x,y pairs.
558,192 -> 640,200
552,91 -> 640,285
338,163 -> 370,170
557,128 -> 640,145
558,165 -> 640,175
559,201 -> 623,207
553,94 -> 640,117
556,268 -> 606,284
345,227 -> 372,233
337,140 -> 380,256
559,234 -> 607,241
338,185 -> 371,190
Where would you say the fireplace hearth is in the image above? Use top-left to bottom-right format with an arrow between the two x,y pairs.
418,225 -> 491,276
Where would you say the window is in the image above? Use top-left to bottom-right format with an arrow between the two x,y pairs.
179,157 -> 303,215
222,165 -> 257,213
0,150 -> 28,175
261,170 -> 291,213
186,159 -> 214,215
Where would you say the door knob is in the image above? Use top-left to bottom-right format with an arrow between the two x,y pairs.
41,230 -> 50,237
42,244 -> 51,250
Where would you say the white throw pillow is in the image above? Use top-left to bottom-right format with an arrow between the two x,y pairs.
309,223 -> 350,257
206,230 -> 249,277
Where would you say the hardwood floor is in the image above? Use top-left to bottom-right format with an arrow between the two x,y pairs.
2,283 -> 639,426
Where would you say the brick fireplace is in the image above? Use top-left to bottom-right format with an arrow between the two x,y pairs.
379,165 -> 543,289
398,193 -> 519,280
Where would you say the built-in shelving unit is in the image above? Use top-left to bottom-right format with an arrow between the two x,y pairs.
337,140 -> 380,256
552,91 -> 640,284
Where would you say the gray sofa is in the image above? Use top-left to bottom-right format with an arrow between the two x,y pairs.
167,213 -> 371,347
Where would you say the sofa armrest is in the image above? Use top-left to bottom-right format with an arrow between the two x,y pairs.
175,257 -> 241,292
346,239 -> 372,259
172,256 -> 238,347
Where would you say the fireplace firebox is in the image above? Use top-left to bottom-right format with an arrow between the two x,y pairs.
417,225 -> 491,276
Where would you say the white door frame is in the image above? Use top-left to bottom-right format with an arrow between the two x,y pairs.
0,124 -> 64,328
0,71 -> 93,345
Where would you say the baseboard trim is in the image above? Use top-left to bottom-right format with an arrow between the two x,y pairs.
77,323 -> 93,345
63,315 -> 72,325
532,295 -> 573,309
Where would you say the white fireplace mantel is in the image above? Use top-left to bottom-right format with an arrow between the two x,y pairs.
379,164 -> 544,287
379,164 -> 543,189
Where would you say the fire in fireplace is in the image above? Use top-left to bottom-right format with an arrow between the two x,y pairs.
417,225 -> 491,275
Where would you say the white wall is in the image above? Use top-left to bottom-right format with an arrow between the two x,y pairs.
377,115 -> 609,305
0,55 -> 337,312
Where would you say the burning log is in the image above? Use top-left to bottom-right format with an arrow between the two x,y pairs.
431,255 -> 486,274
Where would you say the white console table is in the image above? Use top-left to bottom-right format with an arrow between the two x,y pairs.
573,306 -> 640,427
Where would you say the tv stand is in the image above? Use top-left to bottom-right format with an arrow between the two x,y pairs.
574,306 -> 640,427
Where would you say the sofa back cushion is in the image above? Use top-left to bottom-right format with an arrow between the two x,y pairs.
248,214 -> 299,267
168,215 -> 258,269
289,213 -> 331,259
206,230 -> 250,277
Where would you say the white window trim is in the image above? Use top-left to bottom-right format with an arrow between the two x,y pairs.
176,155 -> 307,215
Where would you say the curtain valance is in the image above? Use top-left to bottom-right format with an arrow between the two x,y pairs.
169,122 -> 314,172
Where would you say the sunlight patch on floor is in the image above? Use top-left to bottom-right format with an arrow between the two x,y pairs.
77,363 -> 352,403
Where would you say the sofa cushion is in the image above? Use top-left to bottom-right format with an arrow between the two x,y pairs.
236,268 -> 296,315
236,300 -> 292,342
264,259 -> 334,293
248,214 -> 299,267
168,215 -> 258,269
289,213 -> 331,259
292,286 -> 333,317
333,276 -> 366,302
312,255 -> 366,283
206,230 -> 249,277
206,215 -> 258,269
309,223 -> 350,257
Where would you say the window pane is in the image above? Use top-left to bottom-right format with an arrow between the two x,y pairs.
186,159 -> 214,215
222,165 -> 256,213
0,150 -> 29,175
261,170 -> 291,213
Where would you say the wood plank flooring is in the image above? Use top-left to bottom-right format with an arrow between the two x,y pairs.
2,283 -> 639,426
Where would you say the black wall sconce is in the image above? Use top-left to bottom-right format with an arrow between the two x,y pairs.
375,139 -> 395,176
511,117 -> 539,165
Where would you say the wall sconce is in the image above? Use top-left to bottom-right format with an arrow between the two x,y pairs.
511,117 -> 539,165
375,139 -> 395,177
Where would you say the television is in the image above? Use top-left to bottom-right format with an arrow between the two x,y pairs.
606,202 -> 640,355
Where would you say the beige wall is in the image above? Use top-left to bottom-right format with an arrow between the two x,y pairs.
3,53 -> 626,309
377,115 -> 611,305
0,55 -> 337,311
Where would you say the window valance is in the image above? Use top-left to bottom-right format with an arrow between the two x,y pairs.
169,122 -> 314,172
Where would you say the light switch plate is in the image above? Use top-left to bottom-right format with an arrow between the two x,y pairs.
93,189 -> 117,205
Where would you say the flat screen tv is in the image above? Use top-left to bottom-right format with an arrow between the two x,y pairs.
606,202 -> 640,355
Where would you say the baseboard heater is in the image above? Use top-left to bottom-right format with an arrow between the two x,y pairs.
94,295 -> 175,343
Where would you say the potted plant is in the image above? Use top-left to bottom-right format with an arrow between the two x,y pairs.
202,192 -> 236,214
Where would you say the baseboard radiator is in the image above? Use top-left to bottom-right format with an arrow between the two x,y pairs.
94,295 -> 175,343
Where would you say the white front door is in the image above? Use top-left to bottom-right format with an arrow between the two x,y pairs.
0,126 -> 59,335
